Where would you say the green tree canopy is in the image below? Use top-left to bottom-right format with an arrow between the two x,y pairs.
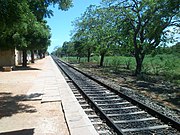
102,0 -> 180,74
0,0 -> 72,49
69,0 -> 179,74
72,5 -> 118,66
0,0 -> 72,66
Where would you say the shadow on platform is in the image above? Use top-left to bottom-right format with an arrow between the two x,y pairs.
0,92 -> 43,118
0,128 -> 34,135
13,66 -> 41,71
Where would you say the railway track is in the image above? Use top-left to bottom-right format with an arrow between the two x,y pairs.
66,79 -> 117,134
52,56 -> 180,135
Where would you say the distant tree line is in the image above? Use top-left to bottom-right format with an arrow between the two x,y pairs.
53,0 -> 179,75
0,0 -> 72,66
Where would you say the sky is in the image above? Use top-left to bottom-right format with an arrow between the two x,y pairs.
46,0 -> 102,53
46,1 -> 179,53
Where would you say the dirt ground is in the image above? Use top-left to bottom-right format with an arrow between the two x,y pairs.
76,64 -> 180,113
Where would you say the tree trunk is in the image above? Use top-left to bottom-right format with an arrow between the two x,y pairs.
43,52 -> 45,58
78,57 -> 81,63
133,31 -> 145,75
22,50 -> 27,67
31,50 -> 35,63
100,53 -> 105,67
38,50 -> 43,59
87,49 -> 91,62
135,53 -> 145,75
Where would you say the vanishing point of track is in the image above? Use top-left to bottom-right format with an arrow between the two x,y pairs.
52,56 -> 180,135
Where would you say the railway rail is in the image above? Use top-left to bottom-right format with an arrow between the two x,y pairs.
52,56 -> 180,135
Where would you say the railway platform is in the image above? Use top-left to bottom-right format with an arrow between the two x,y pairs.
0,56 -> 98,135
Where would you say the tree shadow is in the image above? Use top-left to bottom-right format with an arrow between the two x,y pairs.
135,80 -> 179,94
13,66 -> 41,71
0,128 -> 34,135
0,92 -> 43,118
163,96 -> 180,109
83,65 -> 180,110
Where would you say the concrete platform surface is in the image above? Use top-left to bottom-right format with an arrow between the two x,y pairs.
0,56 -> 98,135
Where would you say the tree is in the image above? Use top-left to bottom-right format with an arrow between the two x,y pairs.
25,21 -> 51,61
103,0 -> 180,75
53,47 -> 63,57
0,0 -> 36,49
71,6 -> 97,63
71,28 -> 96,62
171,42 -> 180,55
72,5 -> 117,66
26,0 -> 72,63
0,0 -> 73,66
61,41 -> 69,57
28,0 -> 73,21
0,0 -> 38,66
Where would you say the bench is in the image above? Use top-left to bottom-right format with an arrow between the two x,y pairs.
2,66 -> 13,72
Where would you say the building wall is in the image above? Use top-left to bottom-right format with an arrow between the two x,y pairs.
15,49 -> 18,65
0,49 -> 15,67
0,49 -> 38,67
15,49 -> 22,65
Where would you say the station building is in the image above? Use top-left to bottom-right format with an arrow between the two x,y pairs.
0,49 -> 22,67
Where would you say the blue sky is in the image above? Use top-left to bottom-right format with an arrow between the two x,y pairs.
46,0 -> 101,53
46,0 -> 179,53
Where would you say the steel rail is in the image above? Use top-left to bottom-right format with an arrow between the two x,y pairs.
52,56 -> 125,135
52,56 -> 180,133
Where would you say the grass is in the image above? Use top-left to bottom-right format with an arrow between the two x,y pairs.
60,55 -> 180,111
60,54 -> 180,84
